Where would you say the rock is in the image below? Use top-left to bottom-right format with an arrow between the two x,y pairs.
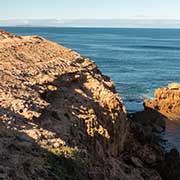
131,156 -> 143,168
156,148 -> 180,180
0,30 -> 128,179
0,30 -> 177,180
128,107 -> 166,137
168,83 -> 180,90
128,83 -> 180,180
144,83 -> 180,120
0,30 -> 17,40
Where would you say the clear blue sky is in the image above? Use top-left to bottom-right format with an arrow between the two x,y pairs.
1,0 -> 180,20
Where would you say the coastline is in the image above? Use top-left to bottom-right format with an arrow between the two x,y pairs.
0,30 -> 180,179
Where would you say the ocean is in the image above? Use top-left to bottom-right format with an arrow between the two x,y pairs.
1,27 -> 180,151
2,27 -> 180,112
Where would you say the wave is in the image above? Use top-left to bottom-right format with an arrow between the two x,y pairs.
130,45 -> 180,51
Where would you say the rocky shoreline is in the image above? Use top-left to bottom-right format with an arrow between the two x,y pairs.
129,83 -> 180,180
0,30 -> 180,180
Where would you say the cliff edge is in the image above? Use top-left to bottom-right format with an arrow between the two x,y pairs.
0,30 -> 178,180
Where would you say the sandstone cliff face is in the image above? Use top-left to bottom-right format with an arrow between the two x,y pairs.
0,30 -> 128,179
0,30 -> 166,180
144,83 -> 180,120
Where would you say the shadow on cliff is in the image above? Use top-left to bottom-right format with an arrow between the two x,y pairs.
0,107 -> 53,179
34,70 -> 125,153
0,68 -> 127,179
1,69 -> 180,180
32,69 -> 127,179
0,106 -> 89,180
127,106 -> 169,149
127,106 -> 180,180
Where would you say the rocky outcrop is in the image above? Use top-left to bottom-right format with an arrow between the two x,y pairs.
130,82 -> 180,142
144,83 -> 180,120
0,30 -> 129,179
129,83 -> 180,180
0,30 -> 177,180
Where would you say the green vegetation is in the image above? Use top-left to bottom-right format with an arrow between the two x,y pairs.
47,146 -> 88,180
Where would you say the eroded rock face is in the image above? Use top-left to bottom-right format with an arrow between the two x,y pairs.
0,30 -> 167,180
0,30 -> 130,179
144,83 -> 180,120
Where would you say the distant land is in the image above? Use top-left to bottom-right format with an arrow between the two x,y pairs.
1,19 -> 180,28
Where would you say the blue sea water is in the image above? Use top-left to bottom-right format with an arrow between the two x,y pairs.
2,27 -> 180,112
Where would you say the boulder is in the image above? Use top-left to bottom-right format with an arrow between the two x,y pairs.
144,83 -> 180,120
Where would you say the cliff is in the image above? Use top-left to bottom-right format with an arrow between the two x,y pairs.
0,30 -> 178,180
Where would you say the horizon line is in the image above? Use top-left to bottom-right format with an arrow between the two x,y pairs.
1,26 -> 180,29
2,19 -> 180,28
1,18 -> 180,20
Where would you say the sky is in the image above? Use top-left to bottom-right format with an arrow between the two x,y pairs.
1,0 -> 180,20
